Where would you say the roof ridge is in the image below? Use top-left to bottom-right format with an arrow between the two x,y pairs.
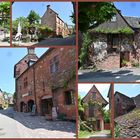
115,91 -> 132,100
124,16 -> 140,18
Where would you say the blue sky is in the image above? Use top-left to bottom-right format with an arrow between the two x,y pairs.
12,2 -> 74,25
0,48 -> 48,94
114,84 -> 140,97
114,2 -> 140,17
78,84 -> 110,109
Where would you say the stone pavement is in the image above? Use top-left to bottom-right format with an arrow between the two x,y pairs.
12,35 -> 76,46
79,67 -> 140,82
0,34 -> 10,46
33,35 -> 76,46
12,42 -> 37,46
0,108 -> 76,138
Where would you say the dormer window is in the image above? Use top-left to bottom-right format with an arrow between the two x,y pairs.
111,15 -> 117,22
28,59 -> 36,67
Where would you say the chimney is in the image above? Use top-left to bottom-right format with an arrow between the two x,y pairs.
47,5 -> 50,10
27,48 -> 35,55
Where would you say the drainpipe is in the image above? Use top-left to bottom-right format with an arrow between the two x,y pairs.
33,65 -> 37,114
15,78 -> 18,111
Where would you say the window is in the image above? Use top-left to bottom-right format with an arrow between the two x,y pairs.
89,104 -> 94,117
24,77 -> 28,88
28,60 -> 35,66
42,81 -> 45,92
107,34 -> 119,52
50,55 -> 59,73
111,15 -> 117,22
65,90 -> 75,105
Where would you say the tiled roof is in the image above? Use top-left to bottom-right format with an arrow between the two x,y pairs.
124,16 -> 140,28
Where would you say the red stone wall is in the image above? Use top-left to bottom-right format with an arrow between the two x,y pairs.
96,53 -> 120,70
15,47 -> 76,120
16,66 -> 35,112
52,81 -> 76,120
14,53 -> 38,78
83,86 -> 106,118
104,123 -> 110,130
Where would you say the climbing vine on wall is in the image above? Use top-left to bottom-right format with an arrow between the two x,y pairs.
79,32 -> 92,68
93,26 -> 134,34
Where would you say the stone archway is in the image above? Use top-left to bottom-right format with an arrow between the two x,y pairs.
27,100 -> 34,112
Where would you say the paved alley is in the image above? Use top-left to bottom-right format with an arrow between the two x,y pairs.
79,67 -> 140,82
0,108 -> 76,138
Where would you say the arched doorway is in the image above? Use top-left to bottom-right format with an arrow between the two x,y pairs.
27,100 -> 34,112
20,102 -> 25,112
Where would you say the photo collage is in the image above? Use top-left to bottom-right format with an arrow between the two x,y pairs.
0,1 -> 140,139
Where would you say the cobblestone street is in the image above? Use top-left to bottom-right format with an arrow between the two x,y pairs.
0,108 -> 76,138
79,67 -> 140,82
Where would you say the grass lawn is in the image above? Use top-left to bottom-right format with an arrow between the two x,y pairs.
78,130 -> 93,138
78,130 -> 111,138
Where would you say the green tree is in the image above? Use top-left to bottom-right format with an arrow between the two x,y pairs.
27,10 -> 40,25
103,109 -> 110,123
12,17 -> 29,35
78,2 -> 116,68
79,32 -> 92,68
0,2 -> 10,37
78,2 -> 116,32
78,95 -> 84,114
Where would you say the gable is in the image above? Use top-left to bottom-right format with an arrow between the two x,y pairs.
90,9 -> 134,34
42,8 -> 56,20
82,85 -> 108,106
115,91 -> 135,105
14,54 -> 38,78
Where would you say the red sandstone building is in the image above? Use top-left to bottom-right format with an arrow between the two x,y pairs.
14,47 -> 76,120
41,5 -> 72,37
82,85 -> 108,130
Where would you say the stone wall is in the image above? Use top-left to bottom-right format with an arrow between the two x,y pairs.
14,48 -> 38,79
15,47 -> 76,120
41,6 -> 56,32
89,32 -> 140,70
114,93 -> 136,118
41,6 -> 70,37
96,53 -> 120,70
90,33 -> 108,62
134,29 -> 140,48
82,85 -> 106,126
16,66 -> 35,112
